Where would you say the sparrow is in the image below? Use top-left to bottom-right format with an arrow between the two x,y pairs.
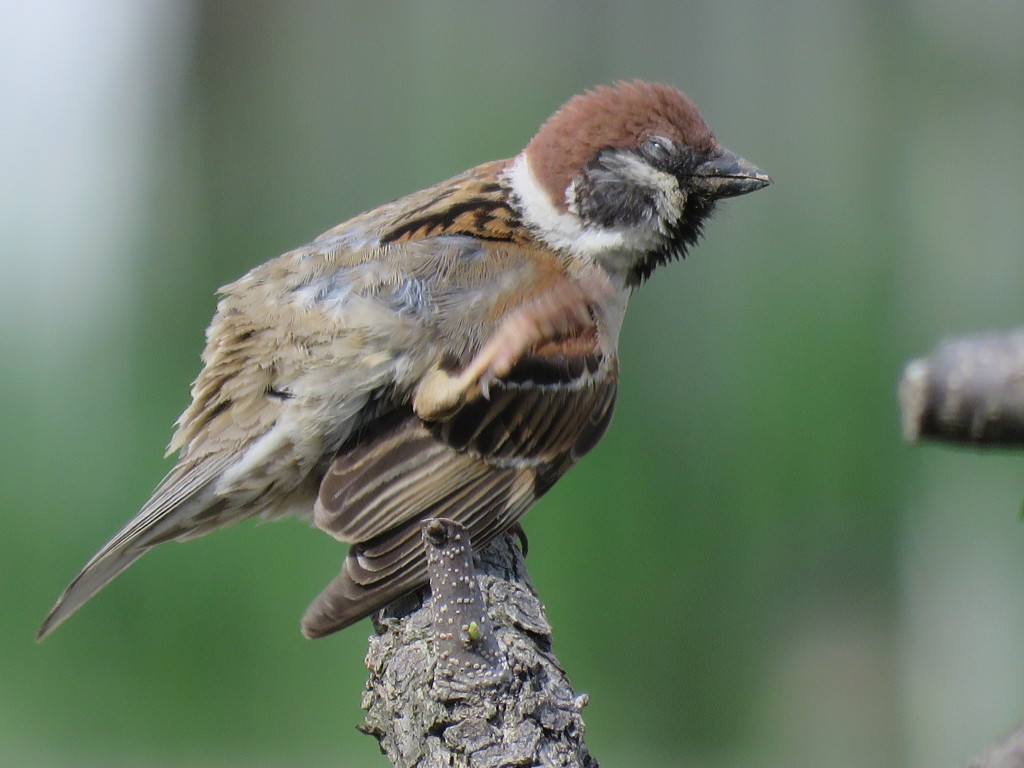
38,80 -> 771,641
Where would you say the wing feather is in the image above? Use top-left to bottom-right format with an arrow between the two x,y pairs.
302,347 -> 618,637
39,174 -> 622,641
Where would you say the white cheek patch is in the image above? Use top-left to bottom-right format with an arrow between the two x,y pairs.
505,154 -> 626,253
504,154 -> 675,278
589,152 -> 685,232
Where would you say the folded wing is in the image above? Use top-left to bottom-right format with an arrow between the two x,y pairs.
303,327 -> 618,638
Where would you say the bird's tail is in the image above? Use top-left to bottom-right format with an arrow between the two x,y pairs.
36,534 -> 153,641
37,459 -> 228,641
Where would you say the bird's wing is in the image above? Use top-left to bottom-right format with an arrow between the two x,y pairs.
37,212 -> 597,640
302,292 -> 619,637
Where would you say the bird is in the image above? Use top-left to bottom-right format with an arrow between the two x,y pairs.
38,80 -> 771,641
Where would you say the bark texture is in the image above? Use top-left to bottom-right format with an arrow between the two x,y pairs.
359,520 -> 598,768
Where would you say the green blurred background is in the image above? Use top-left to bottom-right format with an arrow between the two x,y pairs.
3,1 -> 1023,766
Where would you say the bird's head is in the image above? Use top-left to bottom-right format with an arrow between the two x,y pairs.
506,80 -> 772,285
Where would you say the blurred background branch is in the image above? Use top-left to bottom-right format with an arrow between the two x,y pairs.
899,332 -> 1024,768
901,331 -> 1024,448
970,725 -> 1024,768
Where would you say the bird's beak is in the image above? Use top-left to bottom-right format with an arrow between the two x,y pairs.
693,147 -> 772,199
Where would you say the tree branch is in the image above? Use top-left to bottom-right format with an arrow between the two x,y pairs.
358,519 -> 598,768
900,330 -> 1024,447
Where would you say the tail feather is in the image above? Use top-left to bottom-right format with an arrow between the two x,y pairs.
36,538 -> 152,641
37,453 -> 232,641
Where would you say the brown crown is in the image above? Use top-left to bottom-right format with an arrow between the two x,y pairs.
524,80 -> 717,212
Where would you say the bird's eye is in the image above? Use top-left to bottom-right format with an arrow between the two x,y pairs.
643,135 -> 672,160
